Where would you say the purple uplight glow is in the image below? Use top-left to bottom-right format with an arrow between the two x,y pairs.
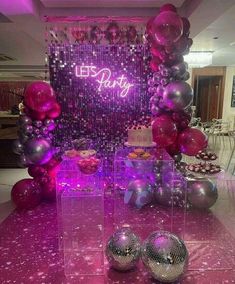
75,65 -> 133,97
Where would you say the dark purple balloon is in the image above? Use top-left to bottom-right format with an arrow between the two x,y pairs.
44,119 -> 56,131
33,127 -> 40,135
163,81 -> 193,111
18,115 -> 32,127
41,126 -> 49,135
12,139 -> 24,155
33,120 -> 43,128
22,124 -> 33,135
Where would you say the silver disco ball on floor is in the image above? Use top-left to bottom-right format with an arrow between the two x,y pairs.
141,231 -> 188,283
106,227 -> 141,271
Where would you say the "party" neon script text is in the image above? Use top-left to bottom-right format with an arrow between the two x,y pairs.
75,65 -> 134,97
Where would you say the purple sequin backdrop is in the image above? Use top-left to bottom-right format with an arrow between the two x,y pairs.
49,44 -> 152,155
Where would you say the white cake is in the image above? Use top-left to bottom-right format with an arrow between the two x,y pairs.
125,126 -> 156,147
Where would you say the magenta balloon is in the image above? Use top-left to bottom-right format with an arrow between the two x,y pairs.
11,178 -> 42,210
152,11 -> 183,46
163,81 -> 193,111
151,115 -> 178,147
28,165 -> 47,178
24,81 -> 55,112
178,128 -> 208,156
160,3 -> 177,13
46,102 -> 61,119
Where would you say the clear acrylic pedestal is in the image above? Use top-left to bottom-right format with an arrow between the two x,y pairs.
56,157 -> 104,277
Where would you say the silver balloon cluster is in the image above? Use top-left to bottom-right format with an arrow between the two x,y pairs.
149,62 -> 193,121
141,231 -> 188,282
13,114 -> 56,167
106,228 -> 189,283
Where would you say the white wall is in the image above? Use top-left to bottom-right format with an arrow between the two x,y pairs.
222,67 -> 235,129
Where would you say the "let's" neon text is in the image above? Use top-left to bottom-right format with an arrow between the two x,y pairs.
75,65 -> 134,97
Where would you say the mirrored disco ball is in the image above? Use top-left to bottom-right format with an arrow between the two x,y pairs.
141,231 -> 188,282
106,227 -> 141,271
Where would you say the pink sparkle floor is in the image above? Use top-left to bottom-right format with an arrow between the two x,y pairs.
1,182 -> 235,284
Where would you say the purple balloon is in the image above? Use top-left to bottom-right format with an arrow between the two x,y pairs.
18,115 -> 32,127
12,139 -> 24,154
33,120 -> 43,128
17,154 -> 31,168
150,95 -> 160,105
163,81 -> 193,111
22,125 -> 33,135
40,126 -> 49,135
24,138 -> 53,165
171,62 -> 187,78
33,127 -> 40,135
181,71 -> 190,81
160,67 -> 171,78
44,119 -> 56,131
160,78 -> 169,86
151,105 -> 162,116
18,132 -> 30,144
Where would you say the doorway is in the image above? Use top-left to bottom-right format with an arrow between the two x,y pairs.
191,67 -> 226,123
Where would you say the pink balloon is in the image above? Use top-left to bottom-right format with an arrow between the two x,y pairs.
146,17 -> 155,36
160,3 -> 177,13
150,57 -> 162,71
178,128 -> 208,156
41,176 -> 56,202
24,81 -> 56,113
46,102 -> 61,119
152,11 -> 183,46
152,114 -> 178,147
28,165 -> 47,178
11,178 -> 42,210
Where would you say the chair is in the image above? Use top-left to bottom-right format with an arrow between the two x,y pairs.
211,119 -> 231,149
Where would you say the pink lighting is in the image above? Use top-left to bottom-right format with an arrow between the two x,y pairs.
75,65 -> 134,97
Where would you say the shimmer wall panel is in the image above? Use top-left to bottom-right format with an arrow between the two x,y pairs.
49,44 -> 152,154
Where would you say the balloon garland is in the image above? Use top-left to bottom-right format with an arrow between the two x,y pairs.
12,81 -> 61,209
147,3 -> 207,157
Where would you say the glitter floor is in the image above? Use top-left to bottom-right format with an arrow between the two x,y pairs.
1,179 -> 235,284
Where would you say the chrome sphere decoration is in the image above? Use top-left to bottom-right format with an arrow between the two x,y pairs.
187,177 -> 218,209
106,227 -> 141,271
141,231 -> 188,283
124,179 -> 154,209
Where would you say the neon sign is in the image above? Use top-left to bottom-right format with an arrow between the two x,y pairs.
75,65 -> 134,97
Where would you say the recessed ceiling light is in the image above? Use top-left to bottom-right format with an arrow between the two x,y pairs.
230,42 -> 235,46
213,37 -> 218,39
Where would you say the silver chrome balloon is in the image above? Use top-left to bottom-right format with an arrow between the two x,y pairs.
24,138 -> 53,165
187,177 -> 218,209
124,179 -> 154,209
163,81 -> 193,111
141,231 -> 188,283
106,227 -> 141,271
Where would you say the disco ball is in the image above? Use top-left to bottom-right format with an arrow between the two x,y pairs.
106,227 -> 141,271
141,231 -> 188,282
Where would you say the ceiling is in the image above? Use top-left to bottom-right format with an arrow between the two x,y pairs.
0,0 -> 235,80
41,0 -> 185,8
